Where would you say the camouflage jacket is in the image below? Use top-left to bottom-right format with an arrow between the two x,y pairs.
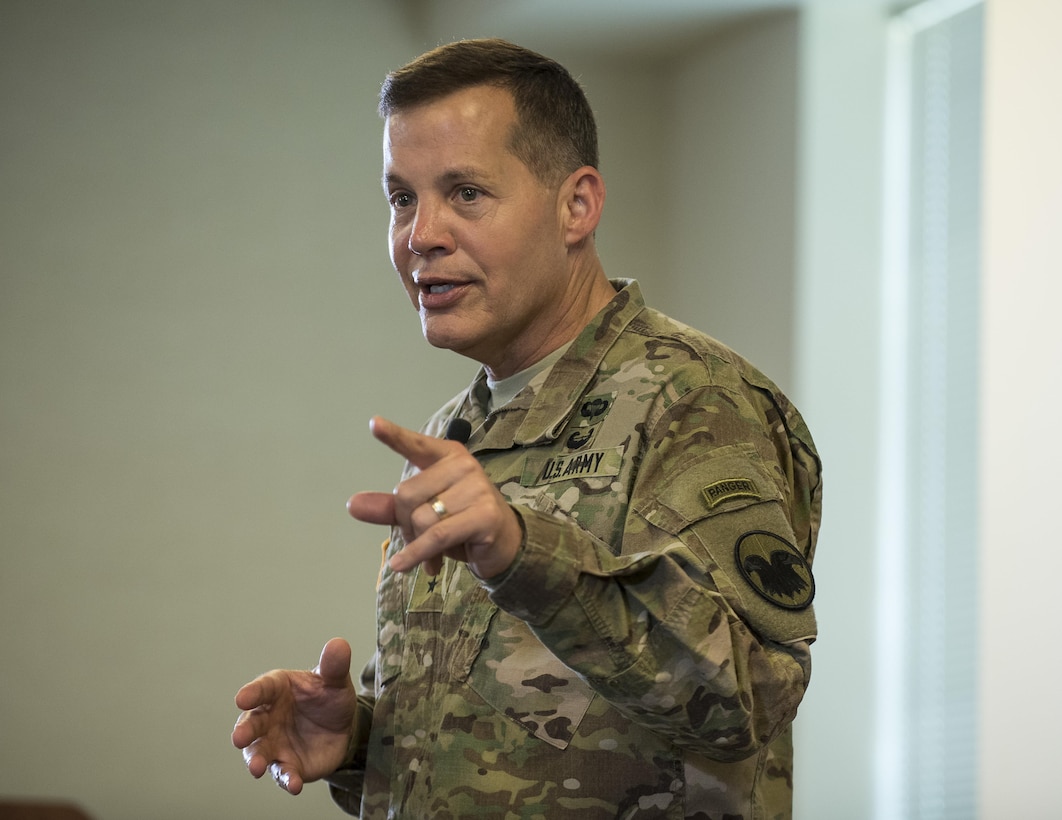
329,280 -> 822,819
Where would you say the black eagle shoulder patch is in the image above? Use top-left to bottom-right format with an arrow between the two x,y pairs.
734,530 -> 815,610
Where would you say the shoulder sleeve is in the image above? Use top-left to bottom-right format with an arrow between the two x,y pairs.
633,440 -> 817,644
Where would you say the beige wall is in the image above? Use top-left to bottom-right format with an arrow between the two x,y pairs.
0,3 -> 463,818
666,13 -> 800,394
979,0 -> 1062,815
0,4 -> 802,819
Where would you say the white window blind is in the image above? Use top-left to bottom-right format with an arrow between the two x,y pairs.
878,2 -> 983,818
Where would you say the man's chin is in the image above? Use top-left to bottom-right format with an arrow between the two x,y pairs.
422,324 -> 475,357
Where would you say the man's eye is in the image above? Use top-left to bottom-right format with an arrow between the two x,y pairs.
458,187 -> 479,202
391,192 -> 413,208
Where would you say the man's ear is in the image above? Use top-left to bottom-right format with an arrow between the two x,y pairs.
561,166 -> 606,246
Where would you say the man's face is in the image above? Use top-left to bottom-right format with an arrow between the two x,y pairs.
383,85 -> 574,378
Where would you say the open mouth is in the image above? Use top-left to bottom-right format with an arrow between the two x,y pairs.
417,279 -> 467,309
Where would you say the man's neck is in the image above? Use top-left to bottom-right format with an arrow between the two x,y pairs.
482,264 -> 615,381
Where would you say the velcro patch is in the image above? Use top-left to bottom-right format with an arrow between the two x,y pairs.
735,530 -> 814,610
522,446 -> 623,486
408,565 -> 445,613
563,424 -> 599,451
578,395 -> 613,422
702,478 -> 761,508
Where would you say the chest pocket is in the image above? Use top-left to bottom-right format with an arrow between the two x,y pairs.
393,556 -> 595,751
374,547 -> 497,693
463,606 -> 596,750
513,441 -> 631,554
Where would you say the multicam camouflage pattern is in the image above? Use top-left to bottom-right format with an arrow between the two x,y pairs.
329,280 -> 822,819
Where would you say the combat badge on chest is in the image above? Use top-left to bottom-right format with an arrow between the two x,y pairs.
521,393 -> 623,487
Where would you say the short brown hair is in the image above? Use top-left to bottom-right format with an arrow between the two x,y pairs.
379,38 -> 598,184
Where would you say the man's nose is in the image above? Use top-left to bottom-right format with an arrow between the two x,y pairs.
408,202 -> 454,256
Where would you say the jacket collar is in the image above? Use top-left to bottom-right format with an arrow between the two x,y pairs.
463,279 -> 643,450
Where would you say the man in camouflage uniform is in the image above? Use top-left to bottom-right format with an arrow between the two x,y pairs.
233,39 -> 821,820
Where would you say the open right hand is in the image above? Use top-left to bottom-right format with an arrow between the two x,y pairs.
231,637 -> 358,795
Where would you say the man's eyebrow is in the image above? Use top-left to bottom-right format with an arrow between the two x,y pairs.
382,171 -> 406,191
438,167 -> 487,184
382,167 -> 491,191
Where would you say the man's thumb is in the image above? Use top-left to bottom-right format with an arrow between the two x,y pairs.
315,637 -> 352,684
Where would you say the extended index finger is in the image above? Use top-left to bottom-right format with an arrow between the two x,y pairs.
368,415 -> 452,470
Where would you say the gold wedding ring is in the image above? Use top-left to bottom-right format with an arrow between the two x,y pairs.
430,497 -> 449,519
